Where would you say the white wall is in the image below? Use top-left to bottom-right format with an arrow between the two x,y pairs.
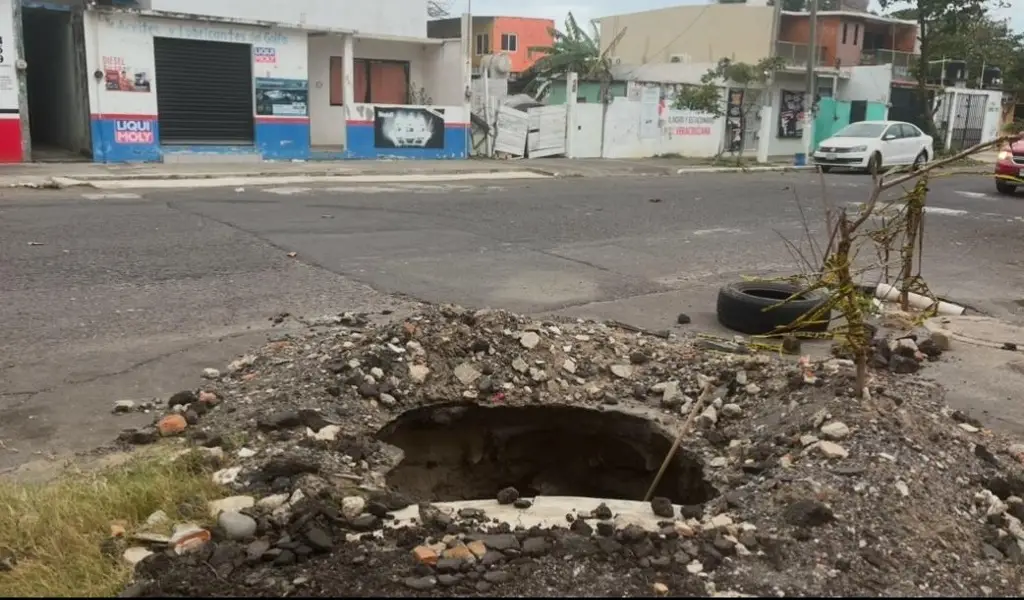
603,96 -> 725,158
839,65 -> 892,104
146,0 -> 427,39
307,36 -> 426,146
85,11 -> 307,118
423,40 -> 464,106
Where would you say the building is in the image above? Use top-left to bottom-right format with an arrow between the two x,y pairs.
1,0 -> 470,164
428,15 -> 553,77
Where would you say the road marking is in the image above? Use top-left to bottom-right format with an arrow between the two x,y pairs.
81,192 -> 141,200
263,187 -> 312,195
925,207 -> 969,217
692,227 -> 746,235
955,191 -> 992,199
85,171 -> 550,190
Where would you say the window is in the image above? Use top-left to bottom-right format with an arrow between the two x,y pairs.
883,125 -> 900,139
842,23 -> 848,44
328,56 -> 410,105
501,33 -> 518,52
853,24 -> 860,45
899,123 -> 921,138
475,33 -> 489,55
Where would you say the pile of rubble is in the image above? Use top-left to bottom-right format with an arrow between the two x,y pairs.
112,305 -> 1024,597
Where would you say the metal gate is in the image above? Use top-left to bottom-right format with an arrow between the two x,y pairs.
153,37 -> 254,144
947,92 -> 987,152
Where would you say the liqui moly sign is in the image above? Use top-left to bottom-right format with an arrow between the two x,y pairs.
114,119 -> 154,144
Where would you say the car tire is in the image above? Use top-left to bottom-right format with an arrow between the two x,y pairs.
819,165 -> 833,174
996,180 -> 1017,195
867,152 -> 882,175
716,281 -> 831,336
912,151 -> 927,170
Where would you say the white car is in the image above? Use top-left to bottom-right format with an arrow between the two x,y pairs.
813,120 -> 933,173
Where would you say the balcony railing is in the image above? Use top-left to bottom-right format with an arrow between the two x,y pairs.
775,41 -> 827,67
861,49 -> 917,80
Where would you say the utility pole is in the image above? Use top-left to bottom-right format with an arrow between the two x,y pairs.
803,0 -> 818,158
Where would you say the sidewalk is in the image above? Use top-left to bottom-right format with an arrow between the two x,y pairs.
0,157 -> 810,189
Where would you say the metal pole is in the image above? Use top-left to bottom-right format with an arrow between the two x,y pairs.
804,0 -> 817,157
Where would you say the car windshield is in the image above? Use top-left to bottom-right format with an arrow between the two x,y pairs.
835,123 -> 887,138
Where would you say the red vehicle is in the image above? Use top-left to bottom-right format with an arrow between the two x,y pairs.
995,141 -> 1024,195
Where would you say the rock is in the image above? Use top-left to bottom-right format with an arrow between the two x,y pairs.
710,457 -> 728,468
218,511 -> 257,540
659,381 -> 682,405
781,334 -> 802,355
208,495 -> 255,518
198,391 -> 219,406
123,546 -> 154,565
686,560 -> 704,574
629,351 -> 650,365
404,576 -> 437,591
610,364 -> 633,379
721,403 -> 743,418
562,358 -> 577,374
246,539 -> 271,560
257,494 -> 289,511
454,363 -> 481,385
349,514 -> 380,531
470,338 -> 490,353
480,534 -> 519,551
496,487 -> 519,505
1009,443 -> 1024,464
512,358 -> 529,373
202,368 -> 221,379
594,502 -> 613,520
342,496 -> 366,520
651,497 -> 675,518
121,427 -> 158,445
895,480 -> 910,497
783,499 -> 835,527
258,410 -> 302,430
959,423 -> 981,433
480,550 -> 505,566
157,414 -> 188,437
929,330 -> 951,351
513,498 -> 533,509
520,332 -> 541,349
304,527 -> 333,552
113,400 -> 136,413
412,545 -> 439,565
816,441 -> 849,459
436,557 -> 464,573
442,544 -> 476,562
168,390 -> 197,409
408,364 -> 430,383
466,540 -> 487,559
820,421 -> 851,440
889,354 -> 920,374
484,570 -> 512,584
522,537 -> 549,556
697,406 -> 718,428
677,313 -> 692,325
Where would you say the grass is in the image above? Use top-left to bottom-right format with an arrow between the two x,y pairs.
0,450 -> 224,597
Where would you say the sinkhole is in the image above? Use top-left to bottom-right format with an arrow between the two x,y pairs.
375,404 -> 718,505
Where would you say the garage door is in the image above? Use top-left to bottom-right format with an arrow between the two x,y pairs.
153,37 -> 254,145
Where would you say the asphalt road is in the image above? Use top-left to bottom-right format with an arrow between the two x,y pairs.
2,170 -> 1023,471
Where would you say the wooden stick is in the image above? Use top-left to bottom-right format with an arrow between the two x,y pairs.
643,382 -> 717,502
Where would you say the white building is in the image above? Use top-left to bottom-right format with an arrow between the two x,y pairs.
5,0 -> 469,163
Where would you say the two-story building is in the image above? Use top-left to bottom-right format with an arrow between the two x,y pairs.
427,15 -> 554,79
1,0 -> 470,163
598,1 -> 920,158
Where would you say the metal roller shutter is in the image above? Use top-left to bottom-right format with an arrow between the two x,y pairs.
153,37 -> 254,144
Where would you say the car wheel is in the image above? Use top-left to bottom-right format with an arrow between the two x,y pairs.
912,151 -> 927,170
716,281 -> 832,336
867,152 -> 882,175
820,165 -> 833,174
996,180 -> 1017,195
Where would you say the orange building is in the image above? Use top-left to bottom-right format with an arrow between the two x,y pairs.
428,16 -> 555,76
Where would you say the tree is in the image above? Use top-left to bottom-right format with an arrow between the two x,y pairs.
427,0 -> 451,18
878,0 -> 996,141
672,57 -> 788,163
525,12 -> 626,82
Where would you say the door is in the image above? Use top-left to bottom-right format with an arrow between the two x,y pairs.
526,105 -> 567,158
880,124 -> 905,164
570,103 -> 603,158
849,100 -> 867,123
153,37 -> 254,144
493,106 -> 528,156
898,123 -> 926,162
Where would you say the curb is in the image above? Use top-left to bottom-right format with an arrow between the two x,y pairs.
676,165 -> 817,174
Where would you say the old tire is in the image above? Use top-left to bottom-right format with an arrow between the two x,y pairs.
866,152 -> 882,175
716,281 -> 831,335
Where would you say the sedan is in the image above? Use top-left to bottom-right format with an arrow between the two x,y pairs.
813,120 -> 933,173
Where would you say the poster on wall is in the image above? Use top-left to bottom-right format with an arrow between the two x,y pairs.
0,0 -> 16,111
374,107 -> 445,149
778,90 -> 805,139
102,56 -> 151,92
254,78 -> 308,117
726,89 -> 745,152
639,85 -> 661,140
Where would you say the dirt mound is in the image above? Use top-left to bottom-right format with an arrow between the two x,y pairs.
114,305 -> 1024,597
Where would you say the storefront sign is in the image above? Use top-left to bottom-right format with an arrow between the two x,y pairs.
114,119 -> 154,144
254,77 -> 307,116
253,47 -> 276,63
374,107 -> 445,149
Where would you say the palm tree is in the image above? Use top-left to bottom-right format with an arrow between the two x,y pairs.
526,12 -> 626,83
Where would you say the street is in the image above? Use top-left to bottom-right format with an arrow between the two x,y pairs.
2,170 -> 1023,471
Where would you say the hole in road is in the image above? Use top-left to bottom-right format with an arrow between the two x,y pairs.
375,403 -> 717,504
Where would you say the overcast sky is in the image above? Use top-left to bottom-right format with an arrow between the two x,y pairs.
453,0 -> 1023,34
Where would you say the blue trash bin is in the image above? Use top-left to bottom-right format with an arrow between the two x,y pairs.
794,152 -> 807,166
